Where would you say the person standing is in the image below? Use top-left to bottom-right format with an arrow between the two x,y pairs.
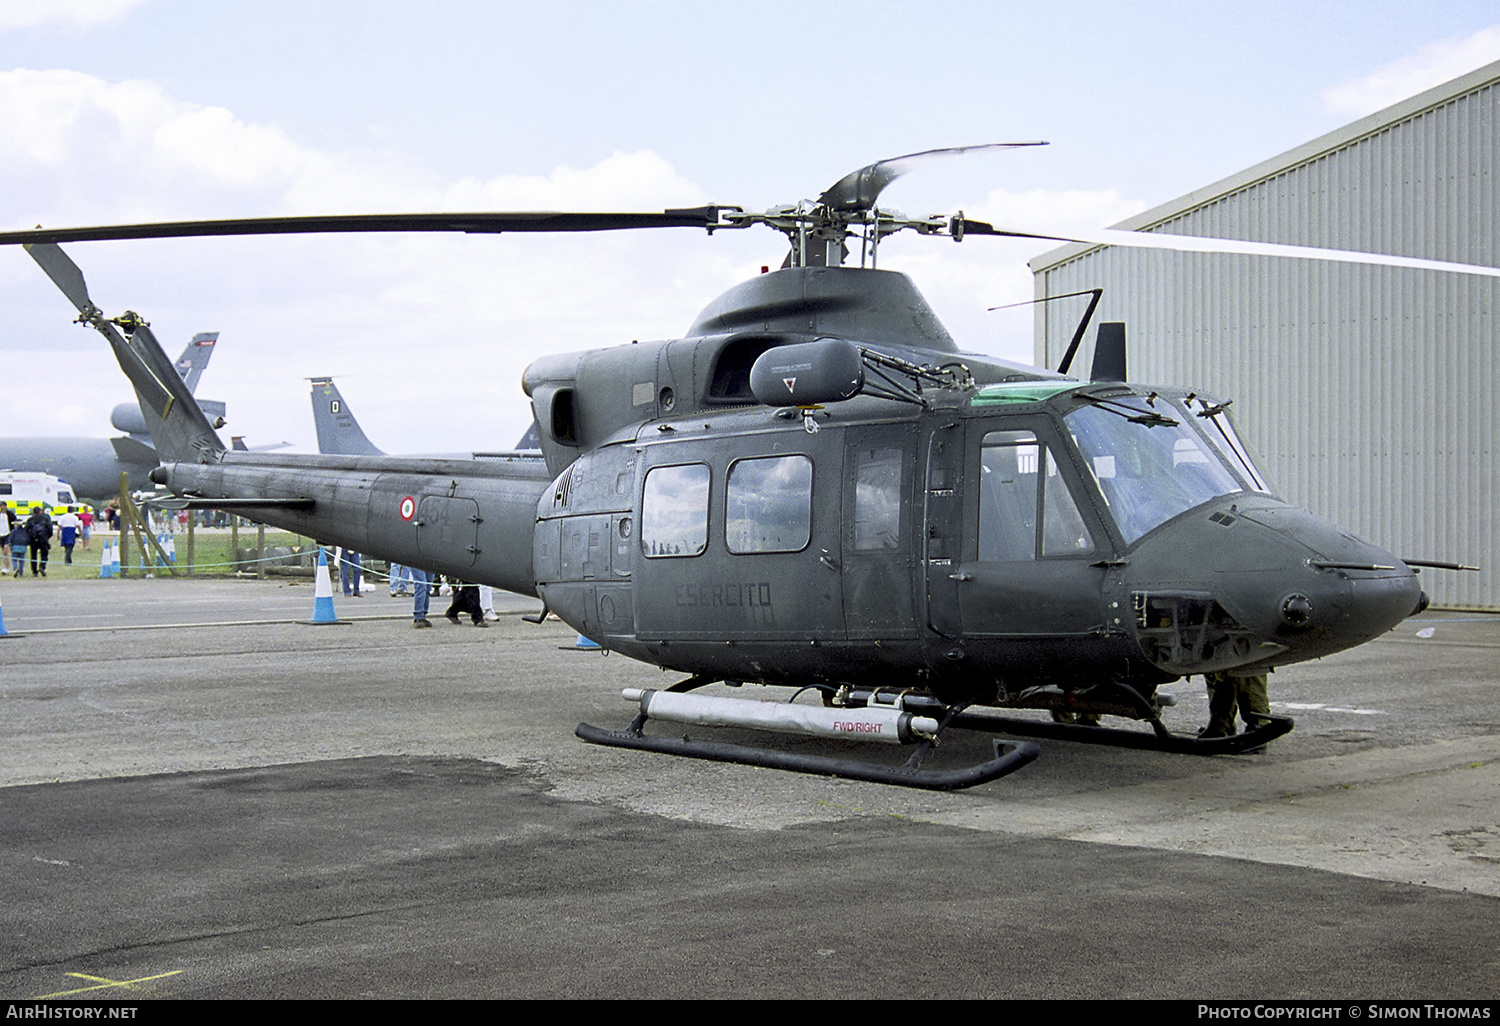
444,578 -> 488,627
411,568 -> 433,628
7,518 -> 27,577
389,562 -> 412,597
25,505 -> 52,578
1201,670 -> 1272,738
1,505 -> 14,573
78,507 -> 93,550
57,506 -> 81,564
339,547 -> 363,597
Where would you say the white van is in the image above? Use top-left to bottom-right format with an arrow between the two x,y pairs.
0,471 -> 91,517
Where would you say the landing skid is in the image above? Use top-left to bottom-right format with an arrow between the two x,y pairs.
575,720 -> 1040,790
576,677 -> 1291,790
576,686 -> 1039,791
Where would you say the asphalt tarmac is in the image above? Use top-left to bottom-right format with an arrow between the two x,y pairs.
1,576 -> 1497,1000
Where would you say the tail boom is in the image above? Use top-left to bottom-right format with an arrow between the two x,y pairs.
155,451 -> 550,594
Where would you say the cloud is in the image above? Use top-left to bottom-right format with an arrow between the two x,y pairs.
1321,25 -> 1500,119
0,67 -> 1148,452
0,69 -> 709,222
0,69 -> 744,452
0,0 -> 148,31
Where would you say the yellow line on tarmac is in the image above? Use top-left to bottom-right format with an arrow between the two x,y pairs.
33,969 -> 184,999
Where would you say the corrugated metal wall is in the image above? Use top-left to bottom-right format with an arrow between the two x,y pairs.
1034,65 -> 1499,610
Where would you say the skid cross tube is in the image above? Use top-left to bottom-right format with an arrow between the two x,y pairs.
842,689 -> 1294,755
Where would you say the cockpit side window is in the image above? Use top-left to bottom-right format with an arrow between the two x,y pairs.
978,430 -> 1094,561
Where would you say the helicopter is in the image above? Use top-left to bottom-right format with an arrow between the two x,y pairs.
6,144 -> 1488,789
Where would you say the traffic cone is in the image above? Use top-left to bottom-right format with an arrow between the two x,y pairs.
303,547 -> 344,625
575,634 -> 602,649
165,533 -> 177,563
109,539 -> 120,577
99,538 -> 114,578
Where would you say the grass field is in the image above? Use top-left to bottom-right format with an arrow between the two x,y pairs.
0,528 -> 354,582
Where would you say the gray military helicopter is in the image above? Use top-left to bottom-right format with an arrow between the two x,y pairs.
7,145 -> 1486,789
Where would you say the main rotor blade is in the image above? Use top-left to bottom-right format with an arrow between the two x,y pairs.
957,219 -> 1500,280
818,143 -> 1047,213
23,241 -> 96,313
0,206 -> 723,246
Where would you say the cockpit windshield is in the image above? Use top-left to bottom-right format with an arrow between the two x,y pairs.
1064,395 -> 1246,545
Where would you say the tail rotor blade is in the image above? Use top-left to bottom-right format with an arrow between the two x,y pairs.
24,241 -> 98,316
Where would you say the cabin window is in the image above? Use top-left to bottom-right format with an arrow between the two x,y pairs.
978,430 -> 1093,560
725,454 -> 812,554
641,463 -> 710,558
852,446 -> 903,550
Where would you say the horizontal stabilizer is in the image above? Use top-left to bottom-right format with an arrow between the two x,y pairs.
110,435 -> 159,464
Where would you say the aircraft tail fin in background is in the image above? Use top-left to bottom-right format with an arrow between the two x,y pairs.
309,377 -> 385,456
175,332 -> 219,393
26,242 -> 225,465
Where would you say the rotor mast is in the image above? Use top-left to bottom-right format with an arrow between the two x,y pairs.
717,142 -> 1050,269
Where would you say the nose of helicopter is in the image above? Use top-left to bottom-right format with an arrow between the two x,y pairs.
1123,500 -> 1424,675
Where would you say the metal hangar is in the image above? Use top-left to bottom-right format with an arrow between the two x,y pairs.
1032,60 -> 1500,610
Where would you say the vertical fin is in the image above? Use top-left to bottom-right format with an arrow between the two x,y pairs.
176,332 -> 219,393
308,377 -> 385,456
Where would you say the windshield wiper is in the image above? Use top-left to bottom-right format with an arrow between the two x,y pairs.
1078,393 -> 1179,427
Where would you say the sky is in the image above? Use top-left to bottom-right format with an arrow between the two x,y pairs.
2,0 -> 1499,453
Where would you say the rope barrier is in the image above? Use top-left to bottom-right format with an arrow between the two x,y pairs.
76,540 -> 400,577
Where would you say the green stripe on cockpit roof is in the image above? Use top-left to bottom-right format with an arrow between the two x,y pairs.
970,382 -> 1079,406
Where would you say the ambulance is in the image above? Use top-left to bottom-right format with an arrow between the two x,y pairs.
0,471 -> 92,517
